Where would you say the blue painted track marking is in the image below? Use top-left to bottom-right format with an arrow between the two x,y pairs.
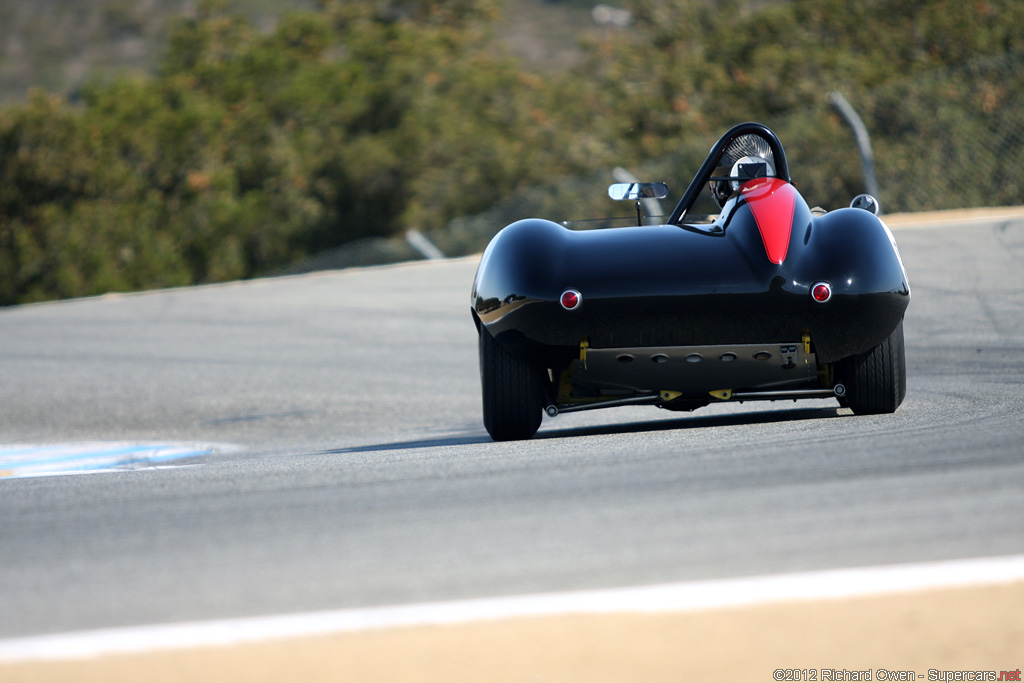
0,443 -> 237,479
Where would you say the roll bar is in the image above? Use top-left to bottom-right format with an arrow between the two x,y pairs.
667,122 -> 790,224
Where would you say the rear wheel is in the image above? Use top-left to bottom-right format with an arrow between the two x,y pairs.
837,319 -> 907,414
479,330 -> 544,441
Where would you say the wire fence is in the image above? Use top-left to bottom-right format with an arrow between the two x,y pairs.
855,48 -> 1024,213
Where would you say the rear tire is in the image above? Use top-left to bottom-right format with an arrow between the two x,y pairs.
479,330 -> 544,441
838,319 -> 907,415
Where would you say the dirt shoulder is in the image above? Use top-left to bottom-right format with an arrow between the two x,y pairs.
883,205 -> 1024,227
4,581 -> 1021,683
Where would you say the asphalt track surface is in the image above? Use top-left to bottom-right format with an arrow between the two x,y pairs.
1,210 -> 1023,665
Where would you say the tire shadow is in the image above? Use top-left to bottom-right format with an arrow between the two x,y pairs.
323,406 -> 844,454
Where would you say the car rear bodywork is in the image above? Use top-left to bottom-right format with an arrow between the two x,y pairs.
472,122 -> 910,439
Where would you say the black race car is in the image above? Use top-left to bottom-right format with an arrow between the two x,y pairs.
471,122 -> 910,441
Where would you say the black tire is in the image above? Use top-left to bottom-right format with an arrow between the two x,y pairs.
479,330 -> 544,441
837,319 -> 907,415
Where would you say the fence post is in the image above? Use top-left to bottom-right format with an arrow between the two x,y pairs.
405,229 -> 445,260
829,91 -> 881,210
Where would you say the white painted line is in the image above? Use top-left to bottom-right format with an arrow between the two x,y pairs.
2,554 -> 1023,663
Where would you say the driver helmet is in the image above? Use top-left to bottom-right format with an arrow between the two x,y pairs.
709,134 -> 777,208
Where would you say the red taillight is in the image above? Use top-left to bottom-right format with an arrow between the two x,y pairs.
560,289 -> 581,310
811,282 -> 832,303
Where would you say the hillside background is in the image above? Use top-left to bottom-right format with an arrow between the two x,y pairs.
1,0 -> 1022,305
0,0 -> 608,104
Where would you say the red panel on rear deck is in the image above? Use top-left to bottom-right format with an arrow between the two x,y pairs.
741,177 -> 796,265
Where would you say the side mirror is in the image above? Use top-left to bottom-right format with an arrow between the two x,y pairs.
608,182 -> 669,201
850,194 -> 881,216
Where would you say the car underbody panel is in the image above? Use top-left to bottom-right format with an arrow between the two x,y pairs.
572,341 -> 819,394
